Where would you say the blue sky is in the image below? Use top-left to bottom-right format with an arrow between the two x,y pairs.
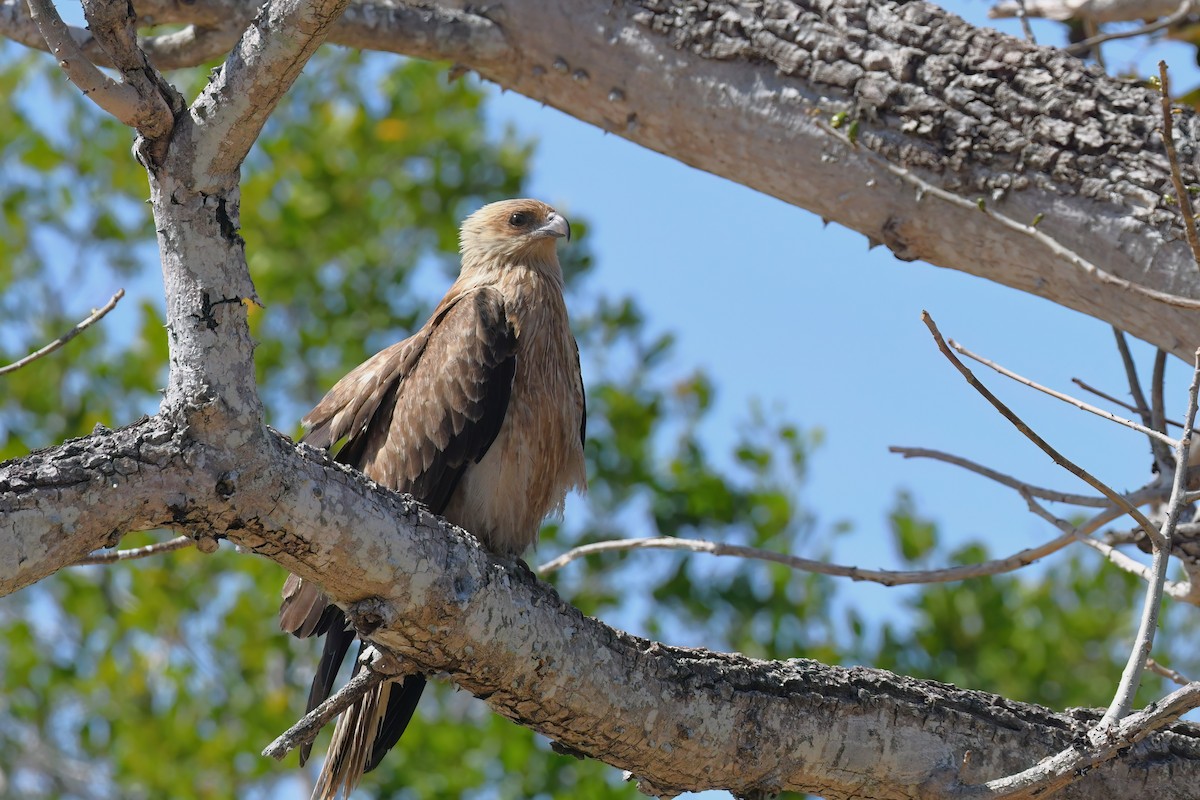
483,2 -> 1200,618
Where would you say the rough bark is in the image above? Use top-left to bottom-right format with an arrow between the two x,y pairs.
5,423 -> 1200,799
7,0 -> 1200,797
4,0 -> 1200,357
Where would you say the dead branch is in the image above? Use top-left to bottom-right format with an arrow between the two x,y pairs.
922,312 -> 1165,548
0,289 -> 125,376
73,534 -> 193,565
1097,348 -> 1200,728
948,338 -> 1176,448
1158,60 -> 1200,271
888,446 -> 1119,507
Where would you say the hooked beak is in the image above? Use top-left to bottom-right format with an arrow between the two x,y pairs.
535,212 -> 571,242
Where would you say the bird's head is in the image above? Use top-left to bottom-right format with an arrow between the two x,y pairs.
459,199 -> 571,276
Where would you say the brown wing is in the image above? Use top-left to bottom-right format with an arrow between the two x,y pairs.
279,286 -> 518,771
303,286 -> 517,509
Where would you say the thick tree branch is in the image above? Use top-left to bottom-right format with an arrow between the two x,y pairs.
177,0 -> 351,189
6,421 -> 1200,799
7,1 -> 1200,354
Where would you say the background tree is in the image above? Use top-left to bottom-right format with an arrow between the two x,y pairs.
5,1 -> 1200,798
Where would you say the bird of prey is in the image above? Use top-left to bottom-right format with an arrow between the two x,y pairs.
278,198 -> 587,800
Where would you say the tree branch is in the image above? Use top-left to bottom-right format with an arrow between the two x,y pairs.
21,0 -> 146,125
538,533 -> 1081,587
178,0 -> 352,188
888,446 -> 1145,507
923,312 -> 1165,548
0,288 -> 124,376
74,534 -> 193,565
954,681 -> 1200,799
7,422 -> 1200,798
1098,348 -> 1200,727
6,0 -> 1200,358
263,646 -> 408,761
948,338 -> 1178,448
1071,377 -> 1186,430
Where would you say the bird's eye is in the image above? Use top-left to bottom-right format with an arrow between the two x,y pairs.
508,211 -> 530,227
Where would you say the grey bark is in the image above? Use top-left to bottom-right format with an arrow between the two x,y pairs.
5,421 -> 1200,799
6,0 -> 1200,798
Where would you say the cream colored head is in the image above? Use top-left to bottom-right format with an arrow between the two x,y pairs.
459,199 -> 571,272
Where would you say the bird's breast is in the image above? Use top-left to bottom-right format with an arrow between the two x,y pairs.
441,272 -> 586,554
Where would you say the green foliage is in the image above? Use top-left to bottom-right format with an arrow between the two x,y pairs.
2,37 -> 1197,800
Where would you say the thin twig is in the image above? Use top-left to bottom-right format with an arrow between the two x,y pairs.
949,338 -> 1177,448
1147,658 -> 1192,686
889,446 -> 1117,507
263,647 -> 407,761
1152,349 -> 1169,437
1151,347 -> 1174,471
0,289 -> 125,376
1023,495 -> 1194,602
966,681 -> 1200,798
1098,348 -> 1200,728
1071,377 -> 1185,430
1065,1 -> 1193,55
541,532 -> 1079,587
1159,60 -> 1200,271
74,535 -> 193,565
1014,0 -> 1037,43
923,312 -> 1165,548
1114,329 -> 1155,428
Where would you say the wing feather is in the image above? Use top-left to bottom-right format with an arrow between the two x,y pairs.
281,286 -> 517,792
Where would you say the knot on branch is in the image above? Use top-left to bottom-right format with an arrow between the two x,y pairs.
192,530 -> 221,554
348,596 -> 393,636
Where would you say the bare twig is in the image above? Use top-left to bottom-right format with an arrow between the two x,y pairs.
1071,377 -> 1186,430
1114,329 -> 1155,427
1147,658 -> 1192,686
1097,348 -> 1200,729
1151,347 -> 1173,471
1065,1 -> 1193,55
889,446 -> 1119,507
1023,495 -> 1194,602
1159,60 -> 1200,271
0,289 -> 125,376
263,646 -> 408,761
540,532 -> 1082,588
961,681 -> 1200,798
74,535 -> 193,565
922,312 -> 1165,548
948,338 -> 1177,449
1014,0 -> 1037,42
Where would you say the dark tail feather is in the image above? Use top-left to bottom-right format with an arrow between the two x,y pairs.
300,612 -> 355,766
311,672 -> 426,800
364,673 -> 427,773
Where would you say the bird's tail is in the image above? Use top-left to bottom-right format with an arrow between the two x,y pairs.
311,672 -> 428,800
